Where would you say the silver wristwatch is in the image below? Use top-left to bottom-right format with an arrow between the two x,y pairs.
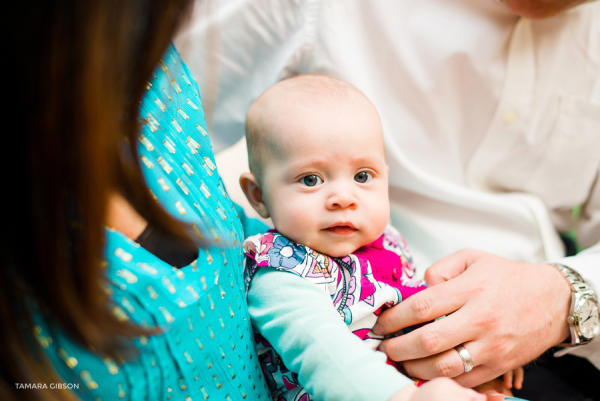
550,263 -> 600,346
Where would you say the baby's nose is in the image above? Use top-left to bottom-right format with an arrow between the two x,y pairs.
327,191 -> 357,210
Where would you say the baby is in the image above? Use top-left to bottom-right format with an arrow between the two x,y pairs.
239,75 -> 515,401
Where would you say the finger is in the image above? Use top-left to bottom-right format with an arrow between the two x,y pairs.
474,379 -> 510,396
403,341 -> 484,380
503,370 -> 513,389
424,249 -> 485,286
454,364 -> 506,389
485,391 -> 505,401
514,367 -> 524,390
473,381 -> 495,394
379,305 -> 476,361
414,378 -> 487,401
375,278 -> 469,335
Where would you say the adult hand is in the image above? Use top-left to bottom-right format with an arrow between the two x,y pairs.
500,0 -> 589,20
388,378 -> 504,401
374,249 -> 572,387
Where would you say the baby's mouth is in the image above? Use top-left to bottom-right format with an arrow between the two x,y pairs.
323,223 -> 358,236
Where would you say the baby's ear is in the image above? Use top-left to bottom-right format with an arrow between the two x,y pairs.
239,172 -> 270,219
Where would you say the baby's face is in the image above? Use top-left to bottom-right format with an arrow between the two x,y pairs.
259,99 -> 389,257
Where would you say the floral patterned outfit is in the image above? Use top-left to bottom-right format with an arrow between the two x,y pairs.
244,227 -> 427,401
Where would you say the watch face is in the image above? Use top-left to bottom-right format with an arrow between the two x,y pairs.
579,298 -> 600,339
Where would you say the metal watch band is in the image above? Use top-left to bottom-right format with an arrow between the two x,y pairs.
551,263 -> 594,295
550,263 -> 598,346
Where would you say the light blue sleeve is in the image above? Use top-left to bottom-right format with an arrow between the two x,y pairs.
248,268 -> 414,401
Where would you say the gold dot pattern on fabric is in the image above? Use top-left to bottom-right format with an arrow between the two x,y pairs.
147,112 -> 160,127
176,178 -> 191,195
157,177 -> 171,192
155,98 -> 167,112
140,155 -> 154,168
121,297 -> 136,314
81,371 -> 99,390
38,44 -> 271,401
175,200 -> 186,215
111,306 -> 129,322
58,348 -> 78,369
181,73 -> 192,87
201,162 -> 213,176
199,182 -> 211,199
187,285 -> 200,300
170,79 -> 181,93
138,263 -> 158,275
163,139 -> 177,154
187,136 -> 201,149
157,157 -> 174,174
171,118 -> 183,133
196,124 -> 208,136
186,99 -> 199,110
147,285 -> 159,299
117,269 -> 138,284
117,383 -> 125,399
162,277 -> 176,294
162,87 -> 173,101
139,135 -> 154,151
33,326 -> 53,349
177,108 -> 190,120
192,224 -> 203,240
114,248 -> 132,263
182,162 -> 194,176
102,358 -> 119,375
160,306 -> 175,323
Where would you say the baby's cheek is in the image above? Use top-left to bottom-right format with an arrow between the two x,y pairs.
271,204 -> 314,245
369,199 -> 390,235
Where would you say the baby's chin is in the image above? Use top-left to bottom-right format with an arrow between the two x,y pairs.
304,240 -> 367,258
277,229 -> 377,257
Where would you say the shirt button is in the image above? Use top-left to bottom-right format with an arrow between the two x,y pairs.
503,111 -> 517,125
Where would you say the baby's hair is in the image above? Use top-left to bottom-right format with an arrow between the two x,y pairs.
245,74 -> 370,180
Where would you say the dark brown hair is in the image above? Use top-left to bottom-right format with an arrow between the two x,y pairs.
2,1 -> 194,399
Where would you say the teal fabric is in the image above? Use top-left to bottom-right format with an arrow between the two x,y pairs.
248,268 -> 413,401
36,44 -> 271,400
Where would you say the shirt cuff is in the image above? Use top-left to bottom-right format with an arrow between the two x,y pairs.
549,244 -> 600,369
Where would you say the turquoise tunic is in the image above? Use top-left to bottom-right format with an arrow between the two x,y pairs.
36,44 -> 271,401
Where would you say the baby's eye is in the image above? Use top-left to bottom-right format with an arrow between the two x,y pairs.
300,175 -> 323,187
354,171 -> 373,183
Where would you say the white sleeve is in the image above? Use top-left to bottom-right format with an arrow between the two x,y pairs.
553,168 -> 600,305
551,173 -> 600,369
174,0 -> 310,152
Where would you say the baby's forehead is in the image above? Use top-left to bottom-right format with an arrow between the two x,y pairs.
247,75 -> 383,172
265,75 -> 363,109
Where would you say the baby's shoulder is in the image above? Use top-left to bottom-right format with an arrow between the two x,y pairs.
242,231 -> 338,288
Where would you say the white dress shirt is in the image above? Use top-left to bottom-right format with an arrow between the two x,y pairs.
176,0 -> 600,367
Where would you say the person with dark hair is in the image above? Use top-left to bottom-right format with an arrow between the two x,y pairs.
2,1 -> 273,400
